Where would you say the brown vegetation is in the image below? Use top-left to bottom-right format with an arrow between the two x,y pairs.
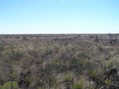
0,34 -> 119,89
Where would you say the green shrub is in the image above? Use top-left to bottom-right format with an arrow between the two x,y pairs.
0,81 -> 19,89
104,80 -> 111,84
10,49 -> 24,60
72,78 -> 84,89
45,74 -> 58,89
64,75 -> 73,89
64,75 -> 72,82
22,36 -> 28,41
89,70 -> 98,79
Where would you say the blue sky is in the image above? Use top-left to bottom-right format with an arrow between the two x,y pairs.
0,0 -> 119,34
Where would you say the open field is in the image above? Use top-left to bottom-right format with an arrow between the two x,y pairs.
0,34 -> 119,89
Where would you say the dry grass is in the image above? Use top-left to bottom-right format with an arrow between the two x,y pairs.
0,34 -> 119,89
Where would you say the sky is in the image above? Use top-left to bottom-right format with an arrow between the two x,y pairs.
0,0 -> 119,34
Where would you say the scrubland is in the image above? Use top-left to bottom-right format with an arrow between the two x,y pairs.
0,34 -> 119,89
